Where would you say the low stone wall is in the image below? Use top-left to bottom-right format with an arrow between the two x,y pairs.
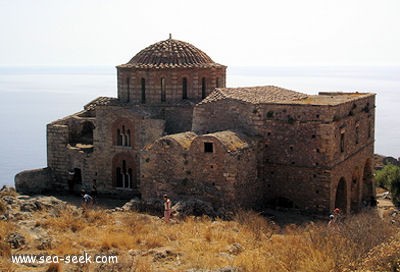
14,167 -> 54,194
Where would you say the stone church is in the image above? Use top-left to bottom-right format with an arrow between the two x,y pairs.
16,36 -> 376,214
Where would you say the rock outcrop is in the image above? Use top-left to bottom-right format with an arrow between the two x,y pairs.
14,167 -> 54,194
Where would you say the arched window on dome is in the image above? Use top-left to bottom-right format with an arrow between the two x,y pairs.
216,77 -> 221,88
126,77 -> 130,102
201,77 -> 206,99
161,77 -> 166,102
182,77 -> 188,99
141,78 -> 146,104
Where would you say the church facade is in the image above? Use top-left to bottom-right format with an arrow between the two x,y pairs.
27,37 -> 375,213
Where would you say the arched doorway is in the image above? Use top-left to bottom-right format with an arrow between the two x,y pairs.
67,168 -> 82,193
362,158 -> 375,205
335,177 -> 347,213
351,167 -> 360,212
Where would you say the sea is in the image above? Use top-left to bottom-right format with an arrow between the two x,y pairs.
1,65 -> 399,187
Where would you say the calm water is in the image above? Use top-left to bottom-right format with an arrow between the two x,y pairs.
1,66 -> 399,187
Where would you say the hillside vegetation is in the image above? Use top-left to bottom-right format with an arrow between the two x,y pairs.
1,188 -> 400,271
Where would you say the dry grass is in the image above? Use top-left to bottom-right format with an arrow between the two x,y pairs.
6,206 -> 398,272
0,189 -> 17,198
0,221 -> 15,272
46,263 -> 62,272
358,232 -> 400,271
42,208 -> 85,233
0,200 -> 6,214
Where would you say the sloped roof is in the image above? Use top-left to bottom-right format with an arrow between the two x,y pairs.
288,92 -> 374,105
199,86 -> 308,105
84,97 -> 118,111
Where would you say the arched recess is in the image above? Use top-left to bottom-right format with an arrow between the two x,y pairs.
351,167 -> 361,212
69,121 -> 95,145
112,118 -> 134,147
362,158 -> 375,203
335,177 -> 347,213
112,153 -> 137,190
80,121 -> 95,144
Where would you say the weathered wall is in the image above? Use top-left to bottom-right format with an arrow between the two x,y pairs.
141,133 -> 196,200
261,95 -> 375,213
193,100 -> 257,135
140,104 -> 195,134
93,106 -> 165,198
329,143 -> 375,213
262,164 -> 331,212
47,124 -> 70,190
190,134 -> 260,209
141,131 -> 261,209
192,93 -> 375,212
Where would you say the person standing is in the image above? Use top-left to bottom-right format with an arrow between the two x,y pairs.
81,190 -> 93,209
163,194 -> 172,223
91,179 -> 98,205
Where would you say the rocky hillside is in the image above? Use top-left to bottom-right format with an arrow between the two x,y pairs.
1,186 -> 400,272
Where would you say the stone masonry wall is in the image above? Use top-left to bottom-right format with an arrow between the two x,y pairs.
263,164 -> 331,212
329,142 -> 374,213
140,132 -> 260,209
193,100 -> 258,135
141,104 -> 195,134
47,124 -> 70,189
93,106 -> 165,198
189,135 -> 258,208
140,135 -> 192,200
117,67 -> 226,104
192,94 -> 375,212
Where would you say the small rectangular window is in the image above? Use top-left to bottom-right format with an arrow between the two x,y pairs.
204,142 -> 213,153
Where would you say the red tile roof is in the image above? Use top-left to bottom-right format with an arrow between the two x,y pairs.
118,38 -> 225,69
199,86 -> 308,105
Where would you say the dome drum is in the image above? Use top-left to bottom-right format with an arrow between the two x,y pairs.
117,38 -> 226,104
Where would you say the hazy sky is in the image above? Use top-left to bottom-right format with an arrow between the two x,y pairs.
0,0 -> 399,67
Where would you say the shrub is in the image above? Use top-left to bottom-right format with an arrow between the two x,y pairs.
375,164 -> 400,189
375,164 -> 400,205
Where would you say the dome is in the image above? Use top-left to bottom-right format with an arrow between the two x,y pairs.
119,37 -> 224,69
